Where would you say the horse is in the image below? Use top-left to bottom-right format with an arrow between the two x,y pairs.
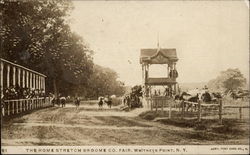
98,97 -> 104,109
56,97 -> 61,106
75,97 -> 80,109
174,92 -> 191,100
201,91 -> 222,103
125,95 -> 131,107
104,97 -> 112,109
175,91 -> 201,112
123,95 -> 129,106
60,96 -> 66,107
231,90 -> 249,100
184,93 -> 200,111
175,89 -> 224,112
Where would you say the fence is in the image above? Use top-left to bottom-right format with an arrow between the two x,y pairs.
181,100 -> 222,123
223,105 -> 250,120
182,100 -> 250,122
145,97 -> 249,123
145,96 -> 174,119
1,97 -> 52,117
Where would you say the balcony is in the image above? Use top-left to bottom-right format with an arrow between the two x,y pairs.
145,77 -> 177,85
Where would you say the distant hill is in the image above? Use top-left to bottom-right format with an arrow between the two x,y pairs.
178,82 -> 207,91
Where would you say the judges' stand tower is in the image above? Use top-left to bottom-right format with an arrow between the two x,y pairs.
139,44 -> 179,104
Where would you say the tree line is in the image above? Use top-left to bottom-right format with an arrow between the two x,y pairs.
0,0 -> 125,98
207,68 -> 247,93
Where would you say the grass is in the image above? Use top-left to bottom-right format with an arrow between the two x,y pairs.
139,110 -> 249,140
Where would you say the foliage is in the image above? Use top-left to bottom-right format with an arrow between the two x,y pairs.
207,68 -> 246,93
86,65 -> 125,98
131,85 -> 143,96
0,0 -> 125,98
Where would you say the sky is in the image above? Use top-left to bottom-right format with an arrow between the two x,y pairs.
69,0 -> 249,86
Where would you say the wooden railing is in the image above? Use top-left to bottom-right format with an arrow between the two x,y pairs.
145,96 -> 174,118
181,100 -> 249,123
182,100 -> 222,122
1,97 -> 52,117
223,105 -> 250,120
145,97 -> 250,123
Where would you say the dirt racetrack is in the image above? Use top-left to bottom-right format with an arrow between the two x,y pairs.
1,103 -> 249,146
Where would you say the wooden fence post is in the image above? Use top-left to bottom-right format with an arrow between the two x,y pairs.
10,101 -> 12,115
1,103 -> 4,117
2,103 -> 5,117
16,101 -> 19,114
181,101 -> 185,119
147,98 -> 149,109
18,101 -> 20,113
12,101 -> 14,114
30,99 -> 32,110
26,100 -> 28,111
197,101 -> 201,122
219,99 -> 222,124
2,103 -> 4,117
12,101 -> 14,115
239,108 -> 242,119
18,100 -> 20,113
24,100 -> 26,111
155,99 -> 158,112
20,100 -> 22,112
161,99 -> 164,113
150,99 -> 153,111
7,101 -> 10,115
169,101 -> 172,119
178,100 -> 181,112
24,100 -> 25,111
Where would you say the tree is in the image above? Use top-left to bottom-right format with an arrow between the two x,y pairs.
131,85 -> 143,96
207,68 -> 247,93
86,65 -> 125,98
1,0 -> 125,98
1,0 -> 93,96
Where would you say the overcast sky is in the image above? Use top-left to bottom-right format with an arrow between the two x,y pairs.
69,0 -> 249,86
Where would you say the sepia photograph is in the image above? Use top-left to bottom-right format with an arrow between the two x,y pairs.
0,0 -> 249,154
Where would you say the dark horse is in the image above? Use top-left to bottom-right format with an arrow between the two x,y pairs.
98,97 -> 104,109
175,92 -> 200,112
60,97 -> 66,107
75,97 -> 80,109
104,97 -> 112,109
201,92 -> 222,103
176,91 -> 223,111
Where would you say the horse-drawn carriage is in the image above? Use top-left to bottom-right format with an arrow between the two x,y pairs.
129,94 -> 143,108
123,85 -> 143,109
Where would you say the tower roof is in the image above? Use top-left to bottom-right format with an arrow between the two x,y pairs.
140,48 -> 178,64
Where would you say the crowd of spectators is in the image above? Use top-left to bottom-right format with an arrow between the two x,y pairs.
2,84 -> 45,100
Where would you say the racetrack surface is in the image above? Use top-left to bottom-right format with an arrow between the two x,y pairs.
1,104 -> 249,146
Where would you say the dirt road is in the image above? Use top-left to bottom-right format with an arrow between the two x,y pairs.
1,104 -> 249,146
